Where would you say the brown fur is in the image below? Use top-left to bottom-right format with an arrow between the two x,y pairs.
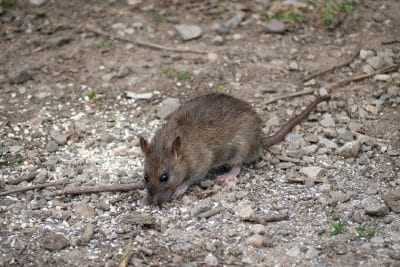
140,93 -> 329,204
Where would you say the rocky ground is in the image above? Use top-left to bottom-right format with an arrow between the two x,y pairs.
1,0 -> 400,266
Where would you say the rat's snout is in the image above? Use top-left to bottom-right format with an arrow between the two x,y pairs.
147,189 -> 172,205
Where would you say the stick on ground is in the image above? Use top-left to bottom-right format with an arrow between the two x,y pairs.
264,88 -> 314,106
0,180 -> 67,197
51,182 -> 145,196
303,42 -> 361,82
85,26 -> 208,55
329,64 -> 399,90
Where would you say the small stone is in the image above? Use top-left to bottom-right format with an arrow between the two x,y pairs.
126,91 -> 153,100
286,245 -> 301,257
304,79 -> 316,86
289,61 -> 299,71
215,26 -> 230,35
337,128 -> 354,144
127,0 -> 141,5
204,254 -> 218,267
10,70 -> 32,85
319,87 -> 329,96
372,12 -> 385,23
305,247 -> 319,259
157,97 -> 180,119
46,140 -> 58,152
245,234 -> 265,247
50,131 -> 70,145
334,244 -> 348,255
224,11 -> 246,28
175,24 -> 202,41
360,49 -> 375,60
387,85 -> 400,97
250,224 -> 265,234
77,223 -> 95,246
75,203 -> 95,219
300,166 -> 326,181
238,205 -> 256,221
362,64 -> 374,74
346,121 -> 362,132
40,232 -> 69,251
320,114 -> 335,128
115,66 -> 130,79
29,0 -> 46,5
337,140 -> 361,158
373,74 -> 392,82
382,190 -> 400,213
302,144 -> 318,156
319,183 -> 332,193
365,202 -> 389,217
263,19 -> 285,33
100,132 -> 113,143
211,35 -> 224,45
191,199 -> 212,217
366,56 -> 383,70
330,191 -> 353,203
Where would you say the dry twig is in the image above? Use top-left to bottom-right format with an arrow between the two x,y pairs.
328,64 -> 399,90
6,171 -> 37,185
85,26 -> 208,55
382,39 -> 400,45
51,182 -> 145,196
264,88 -> 314,106
0,180 -> 66,197
303,43 -> 361,82
198,206 -> 225,219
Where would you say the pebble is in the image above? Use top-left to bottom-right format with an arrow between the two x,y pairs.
286,245 -> 301,257
289,61 -> 299,71
337,140 -> 361,158
366,56 -> 383,70
302,144 -> 318,155
382,190 -> 400,213
263,19 -> 285,34
320,114 -> 335,128
215,26 -> 229,35
224,11 -> 246,28
51,131 -> 69,145
300,166 -> 326,182
126,91 -> 153,100
211,35 -> 224,45
387,85 -> 399,97
365,202 -> 389,217
75,203 -> 95,219
10,70 -> 32,85
347,121 -> 362,132
359,49 -> 375,60
77,223 -> 95,246
40,232 -> 69,251
46,140 -> 59,152
204,254 -> 218,267
330,191 -> 353,203
245,234 -> 265,247
362,64 -> 374,74
238,205 -> 256,221
175,24 -> 202,41
373,74 -> 392,82
30,0 -> 46,5
100,132 -> 114,143
191,199 -> 212,217
337,128 -> 354,144
157,97 -> 180,119
250,224 -> 265,234
318,138 -> 338,149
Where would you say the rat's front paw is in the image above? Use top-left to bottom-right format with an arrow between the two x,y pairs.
172,184 -> 189,199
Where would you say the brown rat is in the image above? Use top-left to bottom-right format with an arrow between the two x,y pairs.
139,93 -> 330,204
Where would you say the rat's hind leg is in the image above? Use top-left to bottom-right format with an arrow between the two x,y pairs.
215,165 -> 241,185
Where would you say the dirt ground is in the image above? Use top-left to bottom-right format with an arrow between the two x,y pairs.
1,0 -> 400,266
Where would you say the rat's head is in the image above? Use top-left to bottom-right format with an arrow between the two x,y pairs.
139,135 -> 187,205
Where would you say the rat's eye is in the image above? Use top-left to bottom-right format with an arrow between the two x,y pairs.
144,173 -> 148,182
159,173 -> 169,183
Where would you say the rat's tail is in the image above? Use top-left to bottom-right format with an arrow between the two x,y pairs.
262,95 -> 330,147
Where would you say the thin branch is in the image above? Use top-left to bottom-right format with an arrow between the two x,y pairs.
6,171 -> 37,185
0,180 -> 67,197
264,88 -> 314,106
329,64 -> 399,90
51,182 -> 145,196
84,26 -> 208,55
198,206 -> 225,219
382,39 -> 400,45
303,42 -> 361,82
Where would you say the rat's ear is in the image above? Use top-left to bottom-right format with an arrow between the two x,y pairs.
139,136 -> 150,155
171,136 -> 181,158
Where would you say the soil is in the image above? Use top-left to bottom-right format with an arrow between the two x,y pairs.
1,0 -> 400,266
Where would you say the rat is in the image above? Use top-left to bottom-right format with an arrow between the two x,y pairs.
139,93 -> 330,204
